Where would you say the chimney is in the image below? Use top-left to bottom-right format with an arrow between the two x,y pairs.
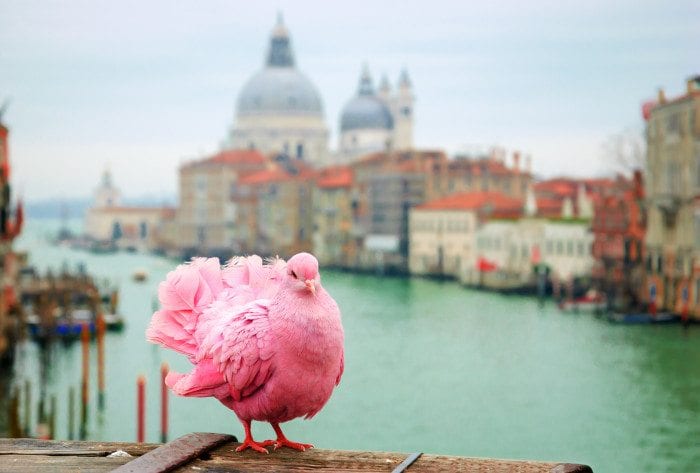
525,155 -> 532,174
513,151 -> 521,173
658,88 -> 666,104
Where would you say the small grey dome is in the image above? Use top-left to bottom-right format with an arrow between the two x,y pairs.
340,67 -> 394,132
237,68 -> 323,116
340,96 -> 394,131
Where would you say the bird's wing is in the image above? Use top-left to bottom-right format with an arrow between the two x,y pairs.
197,298 -> 275,402
336,352 -> 344,386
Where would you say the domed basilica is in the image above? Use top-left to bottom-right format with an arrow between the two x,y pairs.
226,16 -> 414,167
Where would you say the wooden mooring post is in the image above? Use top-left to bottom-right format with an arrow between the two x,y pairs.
0,434 -> 593,472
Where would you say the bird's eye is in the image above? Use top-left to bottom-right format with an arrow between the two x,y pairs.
290,270 -> 298,279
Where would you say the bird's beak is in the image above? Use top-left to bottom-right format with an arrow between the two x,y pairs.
304,280 -> 316,295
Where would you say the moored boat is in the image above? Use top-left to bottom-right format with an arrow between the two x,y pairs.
607,312 -> 680,324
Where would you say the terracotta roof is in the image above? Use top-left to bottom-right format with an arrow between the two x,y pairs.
317,166 -> 353,189
183,149 -> 268,169
416,191 -> 523,216
238,167 -> 317,186
238,168 -> 291,185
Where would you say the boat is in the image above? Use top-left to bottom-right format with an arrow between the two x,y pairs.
558,290 -> 607,313
25,308 -> 125,339
132,269 -> 148,282
607,312 -> 680,324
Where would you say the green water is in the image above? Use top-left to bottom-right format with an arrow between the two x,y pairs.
3,219 -> 700,472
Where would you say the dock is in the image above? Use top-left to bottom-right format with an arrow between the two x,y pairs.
0,433 -> 592,472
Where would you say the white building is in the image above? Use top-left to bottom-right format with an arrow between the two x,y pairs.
84,169 -> 172,251
408,191 -> 523,277
227,16 -> 329,166
464,218 -> 594,288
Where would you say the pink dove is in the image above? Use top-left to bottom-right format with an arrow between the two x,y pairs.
146,252 -> 344,453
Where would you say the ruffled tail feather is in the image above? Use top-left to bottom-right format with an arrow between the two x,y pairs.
146,257 -> 224,359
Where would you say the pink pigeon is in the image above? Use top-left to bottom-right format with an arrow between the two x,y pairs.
146,252 -> 344,453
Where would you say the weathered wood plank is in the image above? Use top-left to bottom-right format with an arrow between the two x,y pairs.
0,438 -> 593,473
111,433 -> 235,473
178,443 -> 592,473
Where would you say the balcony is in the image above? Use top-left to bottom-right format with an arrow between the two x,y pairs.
653,194 -> 681,227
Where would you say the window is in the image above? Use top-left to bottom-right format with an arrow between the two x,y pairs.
694,212 -> 700,249
666,112 -> 680,133
567,241 -> 574,256
296,143 -> 304,159
557,241 -> 564,255
577,241 -> 584,256
546,240 -> 553,254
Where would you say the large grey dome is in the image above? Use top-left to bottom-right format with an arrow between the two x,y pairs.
237,68 -> 323,116
235,16 -> 324,118
340,68 -> 394,132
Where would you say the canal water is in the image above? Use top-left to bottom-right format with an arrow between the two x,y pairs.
2,219 -> 700,472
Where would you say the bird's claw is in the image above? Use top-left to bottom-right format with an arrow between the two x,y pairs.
235,439 -> 269,454
272,439 -> 314,451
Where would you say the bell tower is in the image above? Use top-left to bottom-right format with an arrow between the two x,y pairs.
393,68 -> 414,150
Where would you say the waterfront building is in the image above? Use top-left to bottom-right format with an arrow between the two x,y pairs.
431,150 -> 532,200
338,66 -> 414,162
466,217 -> 594,290
175,149 -> 269,258
312,165 -> 355,267
227,16 -> 329,167
533,177 -> 612,219
347,150 -> 446,272
591,171 -> 646,310
409,191 -> 522,278
644,75 -> 700,318
235,156 -> 316,258
0,115 -> 23,363
84,169 -> 173,252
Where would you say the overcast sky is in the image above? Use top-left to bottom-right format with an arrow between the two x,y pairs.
1,0 -> 697,201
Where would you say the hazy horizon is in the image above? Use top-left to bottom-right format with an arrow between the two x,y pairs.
1,0 -> 698,201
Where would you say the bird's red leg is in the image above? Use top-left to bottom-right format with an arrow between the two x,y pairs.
267,422 -> 314,451
235,419 -> 269,454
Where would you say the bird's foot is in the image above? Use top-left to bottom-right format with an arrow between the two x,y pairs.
268,438 -> 314,451
235,439 -> 269,454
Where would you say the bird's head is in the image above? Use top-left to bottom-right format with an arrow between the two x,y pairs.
285,252 -> 320,296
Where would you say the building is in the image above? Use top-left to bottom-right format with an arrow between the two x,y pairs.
235,159 -> 316,258
338,66 -> 414,162
227,16 -> 329,166
591,172 -> 645,310
532,177 -> 613,219
346,150 -> 446,272
431,150 -> 533,200
0,113 -> 23,364
644,75 -> 700,318
409,191 -> 523,278
175,150 -> 269,258
466,217 -> 594,291
84,170 -> 174,252
312,165 -> 355,267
